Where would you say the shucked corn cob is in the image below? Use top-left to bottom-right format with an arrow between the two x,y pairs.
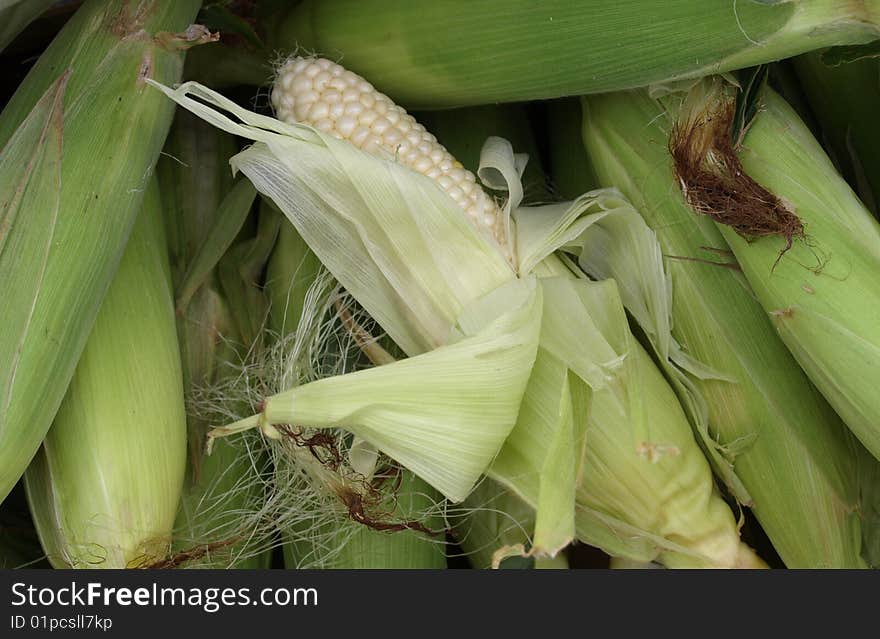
272,58 -> 507,252
241,57 -> 763,568
152,59 -> 766,567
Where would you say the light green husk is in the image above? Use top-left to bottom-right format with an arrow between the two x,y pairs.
270,0 -> 880,108
659,78 -> 880,463
0,0 -> 205,504
793,51 -> 880,217
151,81 -> 765,568
576,88 -> 867,567
24,179 -> 187,569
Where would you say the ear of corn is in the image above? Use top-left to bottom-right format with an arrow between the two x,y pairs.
495,269 -> 764,568
657,78 -> 880,462
24,178 -> 187,569
574,89 -> 868,567
151,63 -> 764,568
0,0 -> 204,504
0,73 -> 65,503
793,52 -> 880,217
269,0 -> 880,108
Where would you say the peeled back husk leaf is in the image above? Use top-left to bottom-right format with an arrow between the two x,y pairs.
254,277 -> 542,502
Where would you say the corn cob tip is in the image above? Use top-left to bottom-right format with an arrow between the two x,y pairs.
271,56 -> 505,249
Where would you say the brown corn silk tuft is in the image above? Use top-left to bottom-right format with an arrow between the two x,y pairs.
272,423 -> 441,538
669,97 -> 804,259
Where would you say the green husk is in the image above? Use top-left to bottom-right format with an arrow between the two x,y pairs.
793,51 -> 880,217
216,201 -> 279,349
577,88 -> 867,567
269,0 -> 880,108
152,80 -> 765,568
24,178 -> 187,569
158,109 -> 239,285
492,263 -> 764,568
0,0 -> 204,504
657,78 -> 880,463
176,178 -> 257,313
